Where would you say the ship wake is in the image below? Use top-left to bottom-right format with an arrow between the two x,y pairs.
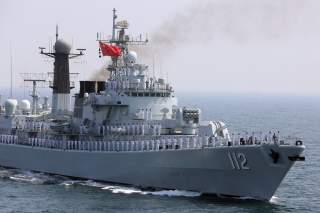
0,167 -> 283,201
62,179 -> 201,197
0,167 -> 200,198
0,167 -> 69,184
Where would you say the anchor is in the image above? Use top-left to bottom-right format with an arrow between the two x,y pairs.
269,149 -> 280,164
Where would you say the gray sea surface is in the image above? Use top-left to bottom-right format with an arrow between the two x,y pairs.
0,93 -> 319,213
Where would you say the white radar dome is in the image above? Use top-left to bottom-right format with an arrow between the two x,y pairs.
5,99 -> 18,116
124,51 -> 138,64
20,99 -> 31,112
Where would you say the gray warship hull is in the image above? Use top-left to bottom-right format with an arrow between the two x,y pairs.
0,143 -> 304,200
0,9 -> 306,203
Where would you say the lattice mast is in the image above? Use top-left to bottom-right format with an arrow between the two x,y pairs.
20,73 -> 47,115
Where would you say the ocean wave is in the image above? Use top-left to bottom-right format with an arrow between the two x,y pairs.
101,185 -> 201,197
270,196 -> 280,204
59,180 -> 83,186
9,171 -> 62,185
0,167 -> 201,198
0,167 -> 66,185
68,179 -> 201,197
0,169 -> 15,179
102,185 -> 147,195
148,190 -> 201,197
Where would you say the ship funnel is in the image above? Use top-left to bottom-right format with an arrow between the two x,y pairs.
79,81 -> 106,98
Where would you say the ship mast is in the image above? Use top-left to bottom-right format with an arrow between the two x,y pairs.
24,79 -> 45,115
39,27 -> 85,114
55,25 -> 59,42
111,8 -> 117,43
20,73 -> 47,115
10,42 -> 13,98
111,8 -> 118,72
97,8 -> 148,80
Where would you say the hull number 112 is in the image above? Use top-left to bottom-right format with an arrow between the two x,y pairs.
227,151 -> 250,170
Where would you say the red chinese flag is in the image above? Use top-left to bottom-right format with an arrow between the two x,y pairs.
99,42 -> 122,57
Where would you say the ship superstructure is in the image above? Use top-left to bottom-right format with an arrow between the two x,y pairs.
71,9 -> 229,140
0,9 -> 305,201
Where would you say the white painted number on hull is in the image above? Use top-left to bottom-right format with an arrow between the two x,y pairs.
228,152 -> 250,170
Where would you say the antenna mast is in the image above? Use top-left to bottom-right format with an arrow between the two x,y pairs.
97,9 -> 148,79
112,8 -> 117,42
10,42 -> 13,98
56,25 -> 59,42
152,55 -> 155,79
21,73 -> 47,115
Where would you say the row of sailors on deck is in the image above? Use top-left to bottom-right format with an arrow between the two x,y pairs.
105,79 -> 165,91
80,124 -> 162,136
15,121 -> 50,132
236,131 -> 282,145
0,133 -> 286,152
0,135 -> 18,144
106,79 -> 141,90
24,136 -> 211,151
0,134 -> 214,151
0,131 -> 283,149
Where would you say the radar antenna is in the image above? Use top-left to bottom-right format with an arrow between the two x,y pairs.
20,73 -> 47,115
96,9 -> 148,75
56,24 -> 59,42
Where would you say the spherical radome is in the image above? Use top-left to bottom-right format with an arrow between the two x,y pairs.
5,99 -> 18,116
54,39 -> 72,54
20,99 -> 31,111
124,51 -> 138,64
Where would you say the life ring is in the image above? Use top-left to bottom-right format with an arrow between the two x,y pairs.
295,140 -> 303,146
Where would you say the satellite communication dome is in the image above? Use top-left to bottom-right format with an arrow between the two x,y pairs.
124,51 -> 138,64
5,99 -> 18,116
20,99 -> 31,112
54,39 -> 72,54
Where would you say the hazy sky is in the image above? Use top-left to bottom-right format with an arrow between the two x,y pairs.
1,0 -> 320,96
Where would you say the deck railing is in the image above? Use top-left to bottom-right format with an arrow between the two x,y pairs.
0,133 -> 300,153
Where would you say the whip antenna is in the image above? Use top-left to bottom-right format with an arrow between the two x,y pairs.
10,42 -> 13,98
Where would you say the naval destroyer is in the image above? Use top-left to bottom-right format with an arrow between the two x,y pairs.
0,9 -> 305,201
